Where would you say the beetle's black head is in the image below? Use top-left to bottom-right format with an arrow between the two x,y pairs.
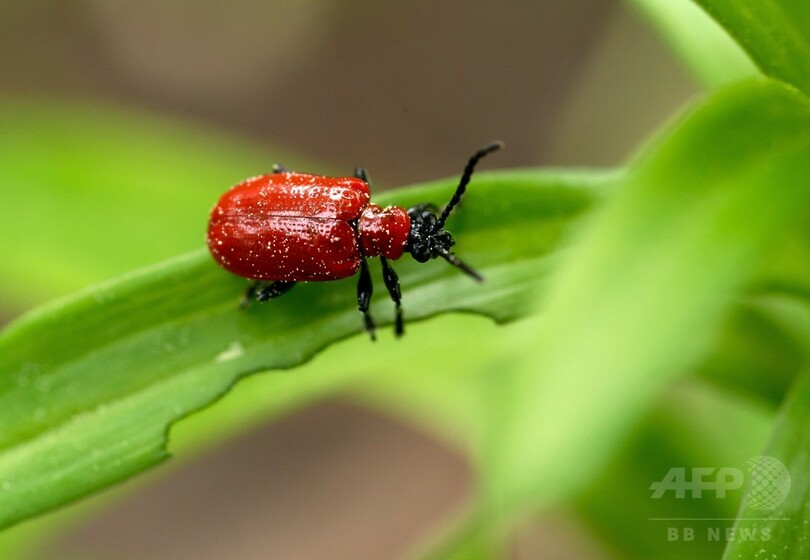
404,141 -> 503,282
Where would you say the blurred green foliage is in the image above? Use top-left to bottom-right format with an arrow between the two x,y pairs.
2,1 -> 810,559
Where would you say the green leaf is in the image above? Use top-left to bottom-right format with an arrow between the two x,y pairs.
628,0 -> 758,88
722,368 -> 810,559
0,169 -> 605,530
483,78 -> 810,512
696,295 -> 807,406
691,0 -> 810,96
579,380 -> 771,560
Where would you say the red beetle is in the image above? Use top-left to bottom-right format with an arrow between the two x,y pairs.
207,141 -> 502,339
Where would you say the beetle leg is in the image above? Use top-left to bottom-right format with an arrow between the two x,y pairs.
357,259 -> 377,341
272,164 -> 288,173
255,280 -> 296,301
242,281 -> 264,308
243,280 -> 296,307
380,256 -> 404,337
354,167 -> 370,183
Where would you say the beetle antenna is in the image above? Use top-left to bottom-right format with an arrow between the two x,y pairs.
437,248 -> 484,282
436,141 -> 503,228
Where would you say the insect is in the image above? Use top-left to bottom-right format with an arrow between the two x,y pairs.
207,141 -> 502,339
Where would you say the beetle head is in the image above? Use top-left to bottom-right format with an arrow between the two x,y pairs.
404,141 -> 502,282
405,205 -> 483,281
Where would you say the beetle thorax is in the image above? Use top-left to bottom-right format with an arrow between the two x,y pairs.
357,204 -> 410,260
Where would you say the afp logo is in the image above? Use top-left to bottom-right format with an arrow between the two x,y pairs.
649,456 -> 791,510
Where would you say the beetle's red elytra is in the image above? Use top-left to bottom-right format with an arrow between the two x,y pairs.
206,141 -> 503,339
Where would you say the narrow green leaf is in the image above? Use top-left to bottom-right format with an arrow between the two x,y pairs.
722,369 -> 810,559
579,381 -> 771,560
0,170 -> 606,530
696,295 -> 806,406
628,0 -> 758,88
484,78 -> 810,512
692,0 -> 810,96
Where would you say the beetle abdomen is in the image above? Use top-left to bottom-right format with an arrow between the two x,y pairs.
219,173 -> 370,220
208,215 -> 361,281
207,172 -> 371,281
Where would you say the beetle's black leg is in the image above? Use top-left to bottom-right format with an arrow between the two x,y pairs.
354,167 -> 370,183
242,281 -> 264,308
357,259 -> 376,341
272,163 -> 288,173
255,280 -> 296,301
379,256 -> 404,337
242,280 -> 296,307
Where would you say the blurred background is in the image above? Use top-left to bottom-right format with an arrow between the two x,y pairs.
0,1 -> 700,558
